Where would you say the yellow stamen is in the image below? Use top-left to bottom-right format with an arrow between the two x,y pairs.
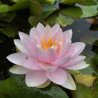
41,37 -> 57,50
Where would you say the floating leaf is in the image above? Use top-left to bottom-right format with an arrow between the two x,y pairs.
28,16 -> 42,27
0,4 -> 10,13
74,73 -> 97,87
0,12 -> 16,22
9,0 -> 29,12
41,3 -> 57,19
61,4 -> 98,18
0,76 -> 68,98
60,0 -> 77,5
45,12 -> 74,26
72,83 -> 97,98
0,25 -> 18,37
30,0 -> 42,16
38,0 -> 56,4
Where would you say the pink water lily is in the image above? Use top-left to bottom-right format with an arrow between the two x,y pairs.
7,23 -> 89,90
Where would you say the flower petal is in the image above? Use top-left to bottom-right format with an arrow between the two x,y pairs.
14,39 -> 28,54
9,65 -> 28,74
61,72 -> 76,90
65,61 -> 89,70
63,56 -> 86,67
29,28 -> 34,37
25,70 -> 47,87
22,57 -> 41,70
46,68 -> 67,85
63,29 -> 72,45
52,24 -> 60,36
19,32 -> 30,42
35,45 -> 49,62
66,42 -> 86,57
36,23 -> 45,32
46,46 -> 57,62
7,53 -> 28,65
39,62 -> 57,72
52,55 -> 71,66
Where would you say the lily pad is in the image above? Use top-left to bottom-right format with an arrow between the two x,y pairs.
38,0 -> 56,4
61,4 -> 98,18
0,25 -> 18,37
9,0 -> 29,12
0,76 -> 69,98
30,0 -> 42,16
0,4 -> 10,13
72,83 -> 97,98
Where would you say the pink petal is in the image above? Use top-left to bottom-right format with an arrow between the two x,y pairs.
36,23 -> 45,32
63,56 -> 86,67
65,61 -> 89,70
35,45 -> 49,62
25,70 -> 47,87
63,29 -> 72,45
58,42 -> 70,58
66,42 -> 86,57
52,55 -> 71,66
7,53 -> 28,65
22,57 -> 41,70
46,46 -> 57,62
46,68 -> 67,85
52,28 -> 63,41
39,62 -> 57,72
14,39 -> 29,54
52,24 -> 60,36
29,28 -> 34,37
43,25 -> 53,40
23,37 -> 36,57
19,32 -> 30,42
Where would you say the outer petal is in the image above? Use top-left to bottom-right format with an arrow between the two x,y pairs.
9,65 -> 28,74
52,24 -> 60,36
65,42 -> 86,57
63,29 -> 72,45
52,55 -> 71,66
25,70 -> 47,87
35,45 -> 49,62
7,53 -> 28,65
46,68 -> 67,85
14,39 -> 28,54
46,46 -> 57,62
62,56 -> 86,67
65,61 -> 89,70
36,23 -> 45,32
61,72 -> 76,90
39,62 -> 57,72
19,32 -> 30,42
29,28 -> 34,37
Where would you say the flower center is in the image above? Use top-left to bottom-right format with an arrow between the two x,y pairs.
41,37 -> 57,50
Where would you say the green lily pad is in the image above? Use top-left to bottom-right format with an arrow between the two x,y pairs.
80,57 -> 98,77
41,3 -> 57,19
9,0 -> 29,12
72,83 -> 97,98
0,76 -> 68,98
0,12 -> 16,22
30,0 -> 42,16
0,25 -> 18,37
60,0 -> 77,5
61,4 -> 98,18
38,0 -> 56,4
28,16 -> 43,27
45,12 -> 74,26
0,4 -> 10,13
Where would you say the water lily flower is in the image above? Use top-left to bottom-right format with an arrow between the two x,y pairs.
7,23 -> 89,90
